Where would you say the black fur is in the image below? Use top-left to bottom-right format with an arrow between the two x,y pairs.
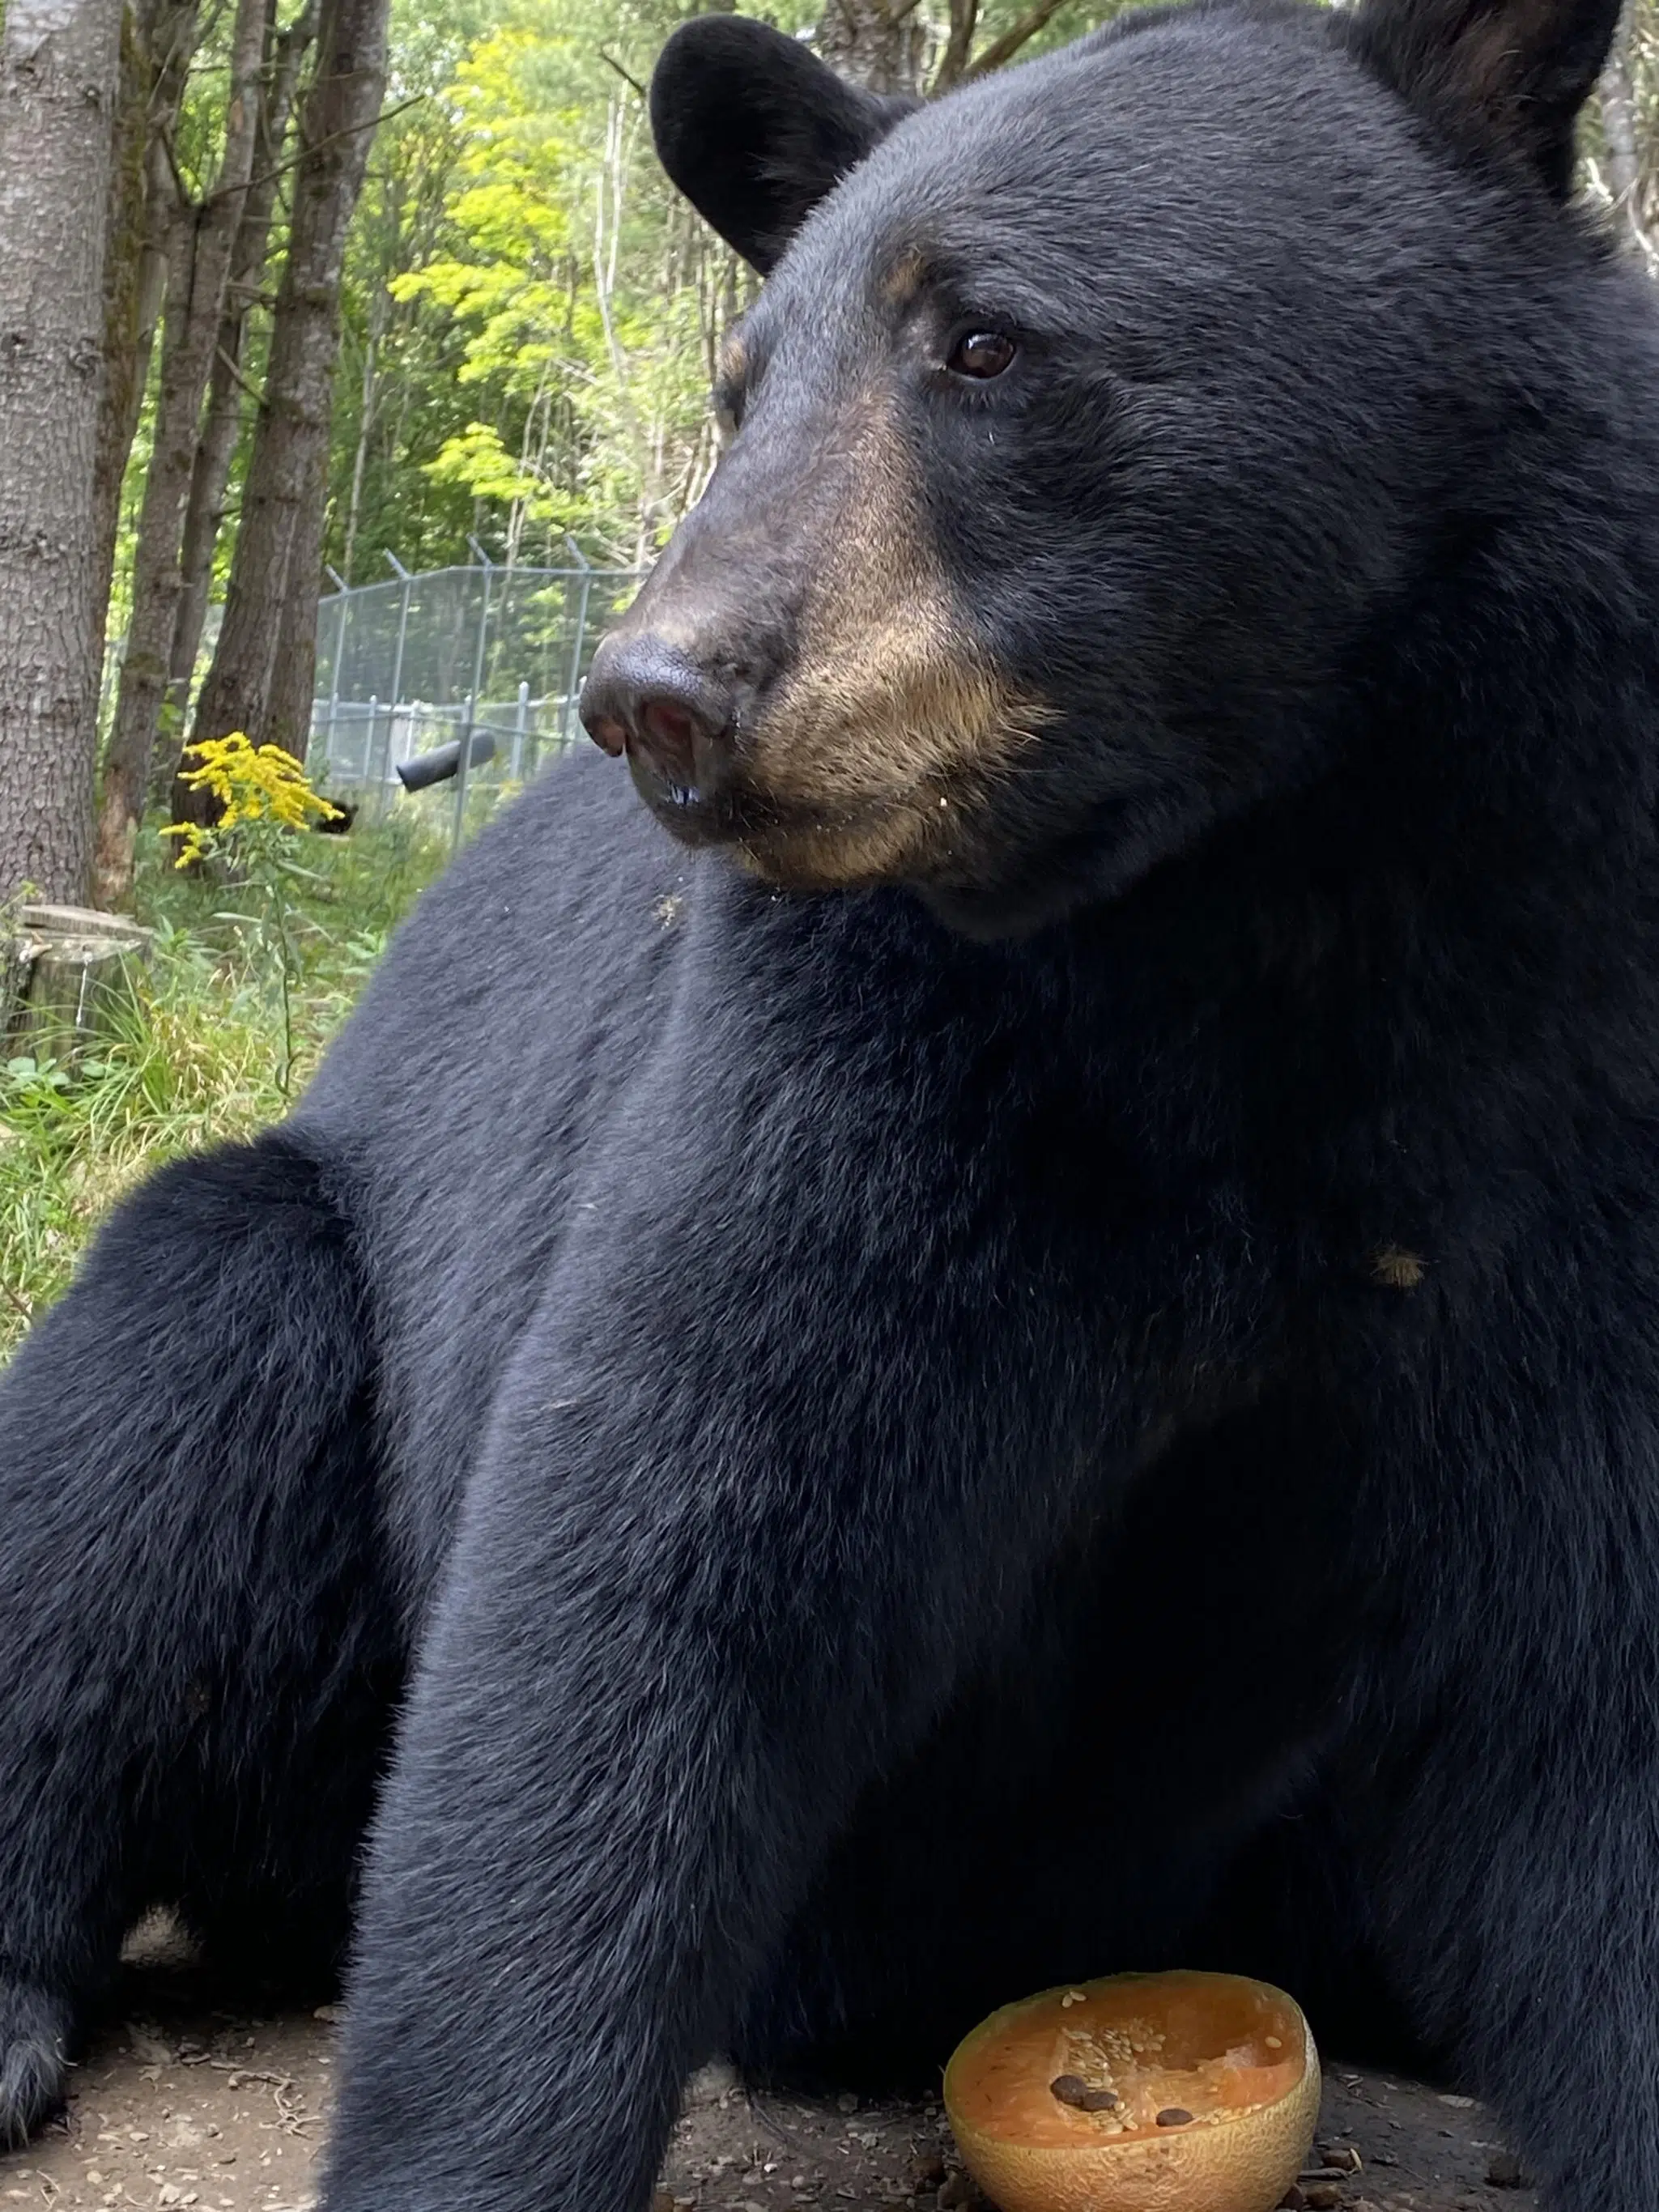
0,1134 -> 398,2142
1345,0 -> 1625,198
650,16 -> 916,273
5,0 -> 1659,2207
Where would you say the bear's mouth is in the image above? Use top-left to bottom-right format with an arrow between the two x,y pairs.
627,744 -> 993,894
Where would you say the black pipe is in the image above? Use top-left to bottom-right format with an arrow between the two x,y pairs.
395,731 -> 497,793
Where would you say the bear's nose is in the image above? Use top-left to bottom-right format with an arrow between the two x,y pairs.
580,636 -> 738,799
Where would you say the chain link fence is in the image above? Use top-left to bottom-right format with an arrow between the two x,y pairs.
309,551 -> 643,847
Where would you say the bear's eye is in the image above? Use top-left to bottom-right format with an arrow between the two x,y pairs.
713,390 -> 743,447
947,330 -> 1016,381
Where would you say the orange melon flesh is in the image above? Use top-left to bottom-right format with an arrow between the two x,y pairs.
944,1971 -> 1320,2212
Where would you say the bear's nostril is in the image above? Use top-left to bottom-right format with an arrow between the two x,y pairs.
580,634 -> 739,801
640,697 -> 700,772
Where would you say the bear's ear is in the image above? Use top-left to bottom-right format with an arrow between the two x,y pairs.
1347,0 -> 1622,197
649,15 -> 918,274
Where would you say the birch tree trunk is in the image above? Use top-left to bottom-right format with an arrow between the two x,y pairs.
1601,12 -> 1641,203
815,0 -> 1092,99
0,0 -> 125,905
164,0 -> 317,768
815,0 -> 925,94
338,300 -> 384,586
1597,3 -> 1654,267
188,0 -> 389,780
91,0 -> 268,907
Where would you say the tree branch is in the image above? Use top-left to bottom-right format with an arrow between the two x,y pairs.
215,342 -> 266,408
599,48 -> 646,98
220,89 -> 424,202
154,120 -> 195,215
961,0 -> 1074,78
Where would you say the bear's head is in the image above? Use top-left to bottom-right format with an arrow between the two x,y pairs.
579,0 -> 1627,936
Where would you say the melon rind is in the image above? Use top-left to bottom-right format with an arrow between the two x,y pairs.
943,1973 -> 1321,2212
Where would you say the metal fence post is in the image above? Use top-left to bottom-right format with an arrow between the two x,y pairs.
560,536 -> 593,747
453,545 -> 496,851
385,551 -> 414,799
510,680 -> 530,781
324,564 -> 349,772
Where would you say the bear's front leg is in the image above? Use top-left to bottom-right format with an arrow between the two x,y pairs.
319,1243 -> 1094,2212
1347,1434 -> 1659,2212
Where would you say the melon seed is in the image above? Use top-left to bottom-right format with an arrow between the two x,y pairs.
1049,2076 -> 1120,2112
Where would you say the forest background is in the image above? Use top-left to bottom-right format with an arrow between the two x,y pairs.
0,0 -> 1654,1346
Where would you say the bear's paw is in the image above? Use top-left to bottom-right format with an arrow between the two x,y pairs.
0,1980 -> 70,2146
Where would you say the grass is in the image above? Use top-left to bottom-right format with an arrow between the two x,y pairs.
1,810 -> 449,1359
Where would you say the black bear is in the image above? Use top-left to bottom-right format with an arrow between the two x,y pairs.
3,0 -> 1658,2204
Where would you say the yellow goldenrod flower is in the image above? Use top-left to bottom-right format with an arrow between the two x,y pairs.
159,821 -> 212,870
160,734 -> 340,866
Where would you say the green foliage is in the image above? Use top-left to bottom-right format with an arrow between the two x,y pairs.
361,1 -> 747,568
323,0 -> 497,576
0,814 -> 448,1356
321,0 -> 1154,581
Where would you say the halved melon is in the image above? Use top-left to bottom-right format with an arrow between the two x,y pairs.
943,1970 -> 1320,2212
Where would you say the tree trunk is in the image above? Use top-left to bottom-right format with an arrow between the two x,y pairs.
263,436 -> 329,762
1597,8 -> 1649,248
0,0 -> 125,905
164,0 -> 317,764
815,0 -> 925,94
5,903 -> 154,1063
815,0 -> 1086,98
931,0 -> 978,91
186,0 -> 389,786
91,0 -> 268,908
1600,18 -> 1640,195
91,6 -> 159,662
338,300 -> 383,585
89,0 -> 200,669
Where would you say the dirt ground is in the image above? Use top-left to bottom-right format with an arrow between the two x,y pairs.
1,1929 -> 1538,2212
